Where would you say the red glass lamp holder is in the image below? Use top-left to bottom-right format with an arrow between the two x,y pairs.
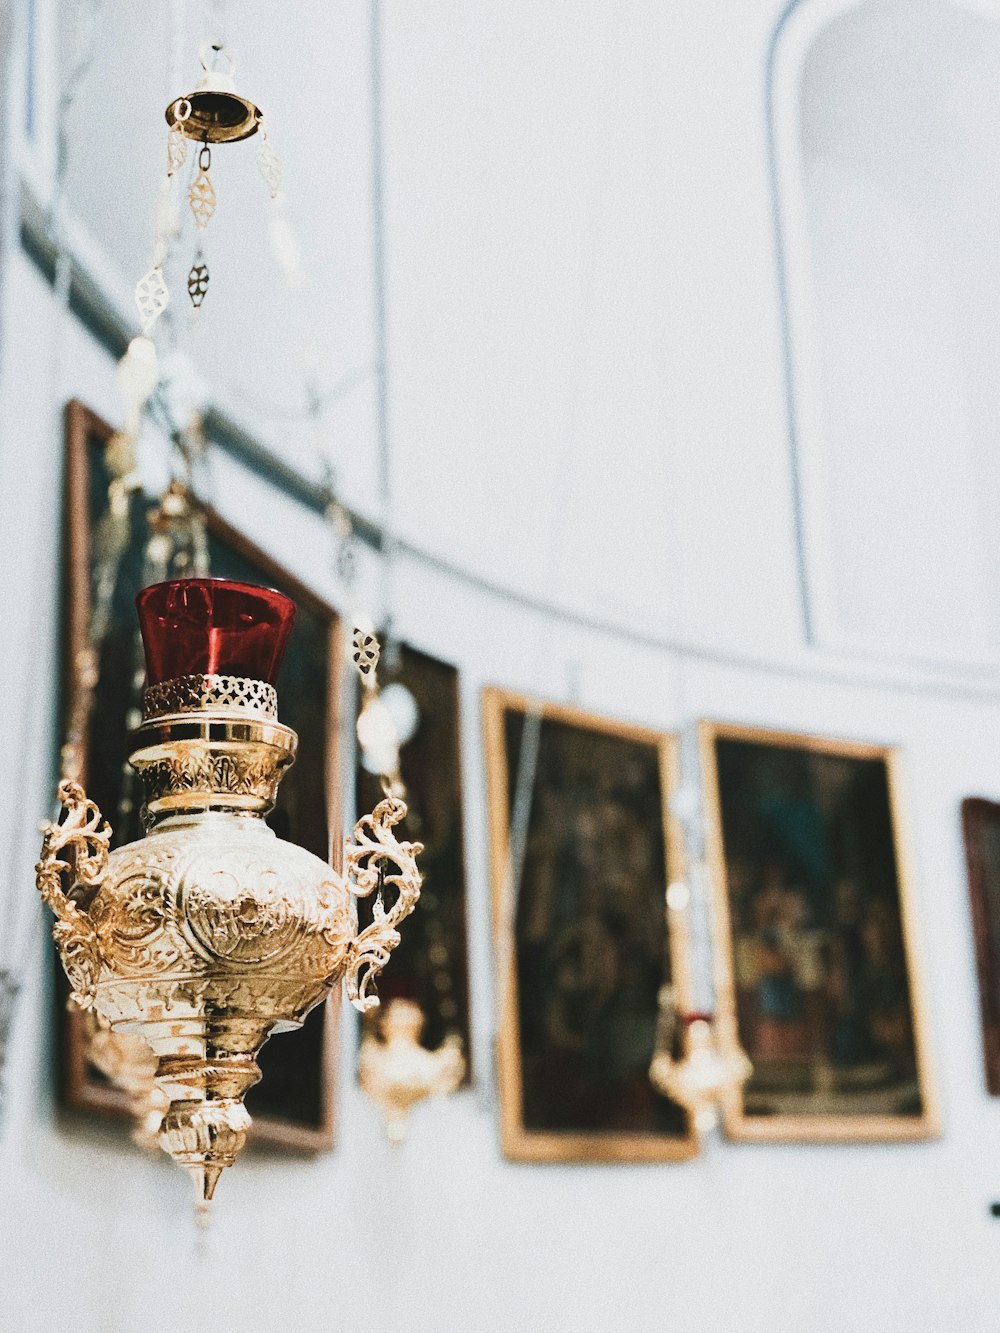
136,578 -> 296,685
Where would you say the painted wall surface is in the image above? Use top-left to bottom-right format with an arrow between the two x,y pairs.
795,0 -> 1000,665
2,3 -> 1000,1331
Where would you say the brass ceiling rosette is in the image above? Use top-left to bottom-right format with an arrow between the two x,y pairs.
37,578 -> 422,1205
165,44 -> 262,144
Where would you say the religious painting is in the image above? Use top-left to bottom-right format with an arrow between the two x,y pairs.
961,798 -> 1000,1095
701,721 -> 938,1141
356,645 -> 470,1068
484,688 -> 697,1162
60,400 -> 341,1151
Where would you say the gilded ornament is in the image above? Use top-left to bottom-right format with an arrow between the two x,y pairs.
35,781 -> 109,1008
344,798 -> 423,1011
189,152 -> 217,231
187,259 -> 210,308
143,673 -> 277,720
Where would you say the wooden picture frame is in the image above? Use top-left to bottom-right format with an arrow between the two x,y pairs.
484,688 -> 697,1163
700,720 -> 938,1142
61,400 -> 342,1151
961,797 -> 1000,1095
356,643 -> 471,1067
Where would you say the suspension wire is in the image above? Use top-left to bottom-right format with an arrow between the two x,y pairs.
17,171 -> 1000,705
486,1 -> 634,1104
548,0 -> 628,613
216,360 -> 377,425
494,701 -> 544,1035
369,0 -> 397,659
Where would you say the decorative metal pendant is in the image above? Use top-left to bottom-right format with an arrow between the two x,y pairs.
256,131 -> 283,199
353,626 -> 380,683
187,254 -> 210,308
189,147 -> 216,230
166,123 -> 188,178
165,45 -> 261,144
134,265 -> 170,334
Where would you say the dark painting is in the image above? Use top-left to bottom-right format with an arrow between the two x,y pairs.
705,723 -> 936,1140
485,689 -> 694,1162
356,645 -> 470,1063
61,401 -> 339,1150
962,798 -> 1000,1095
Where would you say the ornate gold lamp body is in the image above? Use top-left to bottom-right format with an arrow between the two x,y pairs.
359,998 -> 464,1144
37,579 -> 420,1202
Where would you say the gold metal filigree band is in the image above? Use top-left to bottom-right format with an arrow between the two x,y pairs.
143,674 -> 278,720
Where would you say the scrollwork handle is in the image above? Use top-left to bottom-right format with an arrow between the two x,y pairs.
35,780 -> 110,1009
343,795 -> 423,1012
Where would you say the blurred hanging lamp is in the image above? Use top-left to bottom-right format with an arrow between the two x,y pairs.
648,881 -> 751,1135
37,584 -> 422,1205
359,998 -> 464,1145
648,773 -> 752,1135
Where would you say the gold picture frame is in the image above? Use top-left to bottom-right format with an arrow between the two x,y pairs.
484,688 -> 698,1163
700,720 -> 938,1143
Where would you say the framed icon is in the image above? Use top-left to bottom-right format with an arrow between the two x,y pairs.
484,688 -> 696,1162
701,721 -> 937,1142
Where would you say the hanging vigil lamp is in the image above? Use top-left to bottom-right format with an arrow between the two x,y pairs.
648,880 -> 751,1134
359,998 -> 464,1145
649,1010 -> 752,1135
37,578 -> 422,1204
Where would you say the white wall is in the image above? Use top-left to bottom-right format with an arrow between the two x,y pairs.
793,0 -> 1000,665
3,3 -> 1000,1331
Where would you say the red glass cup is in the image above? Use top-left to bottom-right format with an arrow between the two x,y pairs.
136,578 -> 296,686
